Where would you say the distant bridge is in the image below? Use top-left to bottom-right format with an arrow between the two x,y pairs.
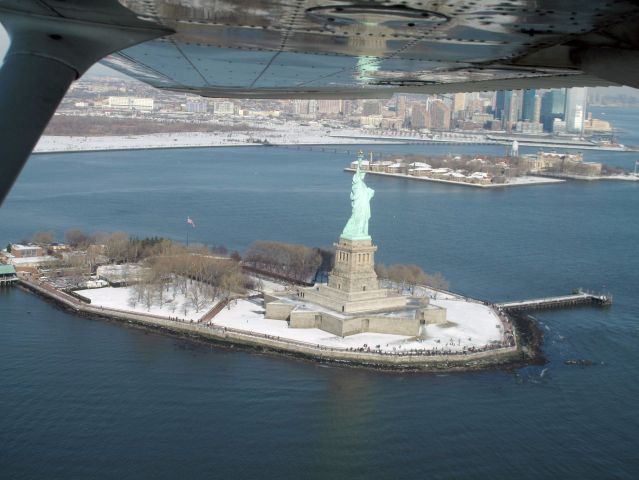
495,291 -> 612,312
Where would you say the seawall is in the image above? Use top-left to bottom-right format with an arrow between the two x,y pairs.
18,279 -> 538,372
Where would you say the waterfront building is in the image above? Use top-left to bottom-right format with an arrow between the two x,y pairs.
105,96 -> 154,111
185,99 -> 208,113
552,118 -> 567,134
0,264 -> 17,284
515,121 -> 543,134
10,244 -> 45,258
213,101 -> 235,115
583,113 -> 612,132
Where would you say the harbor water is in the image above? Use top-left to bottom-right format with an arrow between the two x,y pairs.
1,108 -> 638,479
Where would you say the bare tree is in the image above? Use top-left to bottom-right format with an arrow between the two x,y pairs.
32,230 -> 55,246
105,231 -> 130,263
188,283 -> 210,313
376,263 -> 449,296
65,228 -> 89,248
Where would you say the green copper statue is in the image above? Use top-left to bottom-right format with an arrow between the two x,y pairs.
342,152 -> 375,240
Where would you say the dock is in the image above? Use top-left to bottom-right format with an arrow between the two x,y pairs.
495,291 -> 612,312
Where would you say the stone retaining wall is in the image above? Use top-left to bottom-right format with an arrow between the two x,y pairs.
20,279 -> 524,371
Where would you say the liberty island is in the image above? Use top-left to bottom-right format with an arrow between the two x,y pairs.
3,151 -> 613,370
3,150 -> 579,371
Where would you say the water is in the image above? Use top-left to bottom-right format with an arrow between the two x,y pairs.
1,111 -> 639,478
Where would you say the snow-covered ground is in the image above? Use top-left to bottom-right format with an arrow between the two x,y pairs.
506,176 -> 565,185
76,286 -> 215,322
33,124 -> 398,153
250,276 -> 289,293
211,296 -> 503,353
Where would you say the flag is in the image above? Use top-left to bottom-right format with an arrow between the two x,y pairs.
187,216 -> 196,228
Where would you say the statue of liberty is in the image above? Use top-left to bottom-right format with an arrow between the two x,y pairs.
341,151 -> 375,240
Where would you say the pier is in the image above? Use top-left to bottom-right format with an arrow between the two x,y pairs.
496,291 -> 612,312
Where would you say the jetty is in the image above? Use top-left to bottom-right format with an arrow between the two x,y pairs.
496,291 -> 612,312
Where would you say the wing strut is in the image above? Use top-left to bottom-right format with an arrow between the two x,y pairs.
0,11 -> 170,204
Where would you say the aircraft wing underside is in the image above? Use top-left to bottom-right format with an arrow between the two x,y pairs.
99,0 -> 639,97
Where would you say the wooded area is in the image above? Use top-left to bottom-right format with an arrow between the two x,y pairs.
43,115 -> 267,136
244,241 -> 324,283
375,263 -> 449,293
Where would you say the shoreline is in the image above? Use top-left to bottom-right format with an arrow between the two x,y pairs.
17,278 -> 542,373
32,132 -> 410,155
33,130 -> 632,155
344,168 -> 565,188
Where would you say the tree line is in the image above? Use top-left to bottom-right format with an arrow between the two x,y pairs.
43,115 -> 268,136
243,241 -> 326,283
130,250 -> 250,315
375,263 -> 449,294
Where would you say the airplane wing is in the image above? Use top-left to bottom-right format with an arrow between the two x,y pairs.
101,0 -> 639,98
2,0 -> 639,202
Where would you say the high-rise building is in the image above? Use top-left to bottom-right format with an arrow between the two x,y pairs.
293,99 -> 309,115
396,95 -> 407,120
564,87 -> 587,134
533,94 -> 541,123
521,89 -> 536,121
495,91 -> 511,120
540,89 -> 566,132
505,90 -> 520,130
342,100 -> 356,116
453,93 -> 466,115
495,90 -> 519,128
317,100 -> 343,115
410,104 -> 429,129
362,100 -> 382,116
430,100 -> 451,130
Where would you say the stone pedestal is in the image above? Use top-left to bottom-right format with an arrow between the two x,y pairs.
303,236 -> 408,314
328,237 -> 379,293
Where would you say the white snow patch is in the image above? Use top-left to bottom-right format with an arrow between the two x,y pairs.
211,296 -> 505,353
77,286 -> 216,322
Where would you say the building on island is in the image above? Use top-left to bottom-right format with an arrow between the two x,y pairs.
11,244 -> 45,258
0,264 -> 18,285
263,152 -> 446,337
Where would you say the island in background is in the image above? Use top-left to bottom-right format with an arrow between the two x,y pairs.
346,148 -> 638,188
